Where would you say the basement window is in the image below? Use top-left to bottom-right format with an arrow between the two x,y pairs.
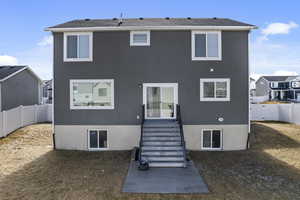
192,31 -> 221,60
202,129 -> 222,150
64,32 -> 93,62
88,129 -> 108,150
130,31 -> 150,46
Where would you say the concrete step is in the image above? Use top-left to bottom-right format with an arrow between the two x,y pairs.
143,141 -> 181,146
148,161 -> 186,168
143,124 -> 179,128
142,156 -> 185,162
143,132 -> 181,137
142,136 -> 181,141
141,151 -> 184,156
142,146 -> 183,151
143,128 -> 180,133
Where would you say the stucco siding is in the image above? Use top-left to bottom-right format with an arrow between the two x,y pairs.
54,125 -> 140,150
1,69 -> 40,111
54,124 -> 248,151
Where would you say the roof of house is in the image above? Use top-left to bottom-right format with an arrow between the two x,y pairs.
260,76 -> 299,82
0,65 -> 42,82
0,66 -> 27,80
47,18 -> 256,31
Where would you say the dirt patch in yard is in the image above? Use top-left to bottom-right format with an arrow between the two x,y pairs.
0,122 -> 300,200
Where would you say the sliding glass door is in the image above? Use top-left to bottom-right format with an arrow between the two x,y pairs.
143,83 -> 178,119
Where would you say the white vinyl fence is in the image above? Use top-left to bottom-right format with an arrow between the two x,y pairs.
250,103 -> 300,125
250,95 -> 269,104
0,104 -> 52,138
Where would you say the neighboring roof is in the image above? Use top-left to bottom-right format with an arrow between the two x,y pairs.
46,18 -> 257,32
0,66 -> 27,80
0,66 -> 42,82
260,76 -> 299,82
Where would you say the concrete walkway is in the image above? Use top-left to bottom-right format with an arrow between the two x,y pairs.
122,161 -> 209,194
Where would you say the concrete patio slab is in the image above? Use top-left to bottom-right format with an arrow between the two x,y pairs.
122,160 -> 209,194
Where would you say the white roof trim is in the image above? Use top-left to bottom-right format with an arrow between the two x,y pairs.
0,66 -> 42,83
45,25 -> 257,32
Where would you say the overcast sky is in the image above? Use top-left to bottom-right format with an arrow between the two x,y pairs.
0,0 -> 299,80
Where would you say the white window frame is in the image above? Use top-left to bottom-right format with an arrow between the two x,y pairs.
200,78 -> 230,101
201,129 -> 223,150
64,32 -> 93,62
87,129 -> 109,151
130,31 -> 150,46
70,79 -> 114,110
191,31 -> 222,61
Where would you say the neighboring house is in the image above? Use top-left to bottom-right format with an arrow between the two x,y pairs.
256,76 -> 300,101
250,77 -> 256,97
47,17 -> 256,167
42,79 -> 53,104
0,66 -> 42,111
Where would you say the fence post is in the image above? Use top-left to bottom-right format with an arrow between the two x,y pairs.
35,104 -> 38,123
2,111 -> 6,137
20,105 -> 23,127
290,103 -> 294,124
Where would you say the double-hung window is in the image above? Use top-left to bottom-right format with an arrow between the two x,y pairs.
64,32 -> 93,62
130,31 -> 150,46
88,129 -> 108,150
70,79 -> 114,109
192,31 -> 221,60
200,78 -> 230,101
202,129 -> 222,150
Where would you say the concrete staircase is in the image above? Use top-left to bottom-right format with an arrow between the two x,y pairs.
140,120 -> 187,167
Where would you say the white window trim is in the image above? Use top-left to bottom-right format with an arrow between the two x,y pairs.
64,32 -> 93,62
130,31 -> 150,46
70,79 -> 114,110
200,78 -> 230,101
87,129 -> 109,151
191,31 -> 222,61
201,129 -> 223,150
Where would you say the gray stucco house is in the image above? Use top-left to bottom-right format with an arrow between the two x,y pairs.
256,76 -> 300,101
47,17 -> 256,167
0,66 -> 42,111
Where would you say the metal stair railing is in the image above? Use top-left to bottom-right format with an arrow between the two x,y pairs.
138,104 -> 145,162
176,104 -> 187,167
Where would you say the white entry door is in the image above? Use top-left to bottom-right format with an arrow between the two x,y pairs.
143,83 -> 178,119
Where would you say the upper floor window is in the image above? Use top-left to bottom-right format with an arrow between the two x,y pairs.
70,79 -> 114,110
192,31 -> 221,61
130,31 -> 150,46
64,32 -> 93,62
200,78 -> 230,101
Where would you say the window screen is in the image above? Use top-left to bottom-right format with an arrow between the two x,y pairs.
202,130 -> 211,148
203,82 -> 215,98
195,34 -> 206,57
67,35 -> 77,58
89,130 -> 98,148
133,34 -> 147,43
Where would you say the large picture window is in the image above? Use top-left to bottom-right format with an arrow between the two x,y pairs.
70,79 -> 114,109
192,31 -> 221,61
88,129 -> 108,150
202,129 -> 222,150
200,78 -> 230,101
64,32 -> 93,62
